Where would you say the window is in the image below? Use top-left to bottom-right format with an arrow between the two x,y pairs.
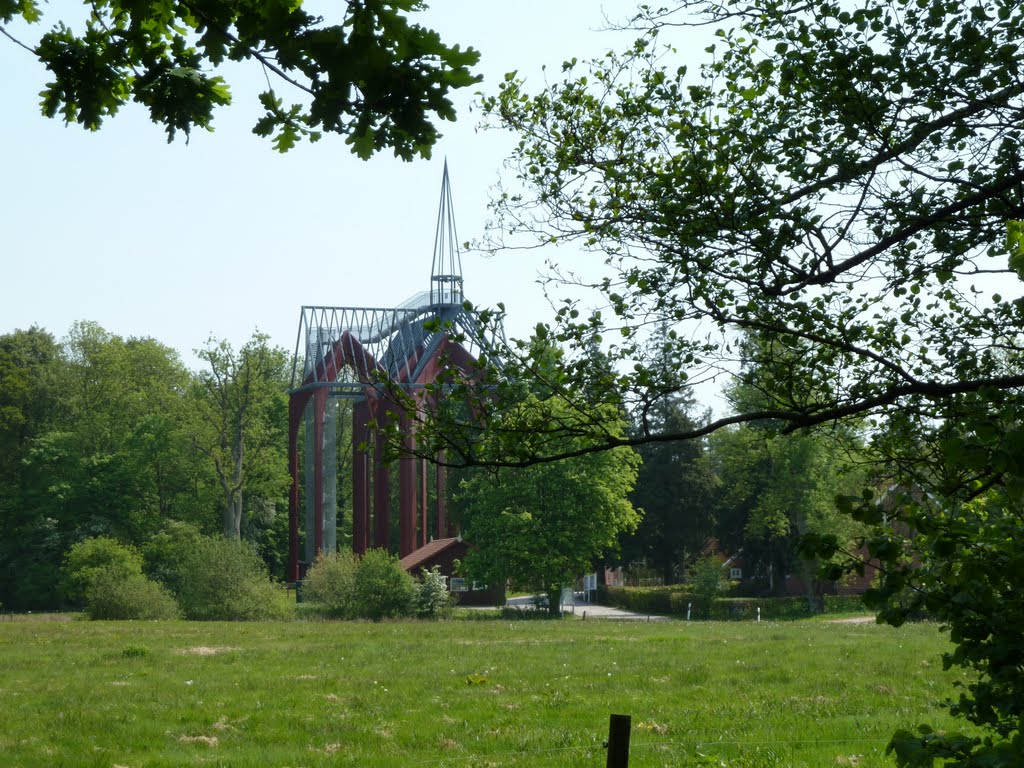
730,567 -> 742,579
449,577 -> 467,592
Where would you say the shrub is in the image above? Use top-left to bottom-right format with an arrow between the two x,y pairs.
689,556 -> 734,614
84,571 -> 180,620
62,537 -> 143,604
415,566 -> 456,619
302,552 -> 359,618
63,537 -> 180,620
708,597 -> 812,621
608,585 -> 824,620
352,548 -> 415,620
602,585 -> 687,614
141,521 -> 205,595
823,594 -> 867,614
173,535 -> 290,621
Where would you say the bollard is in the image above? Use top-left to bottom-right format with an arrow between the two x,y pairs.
606,714 -> 631,768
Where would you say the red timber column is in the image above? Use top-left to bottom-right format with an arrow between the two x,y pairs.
420,457 -> 429,547
352,399 -> 370,555
398,409 -> 417,557
287,391 -> 309,582
313,388 -> 328,558
436,450 -> 449,538
373,405 -> 391,550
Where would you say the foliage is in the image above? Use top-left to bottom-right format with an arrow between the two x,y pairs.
822,482 -> 1024,767
822,594 -> 866,615
302,551 -> 446,621
82,570 -> 180,620
1,0 -> 481,157
623,328 -> 716,583
141,520 -> 207,596
172,534 -> 289,621
190,333 -> 290,541
61,536 -> 144,604
455,396 -> 641,616
688,556 -> 734,615
599,584 -> 687,615
62,536 -> 179,619
709,423 -> 867,600
414,566 -> 456,619
473,0 -> 1024,454
467,0 -> 1024,756
0,322 -> 298,609
351,548 -> 416,621
301,551 -> 359,619
601,585 -> 835,621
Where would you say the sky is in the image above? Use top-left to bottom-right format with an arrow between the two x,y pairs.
0,2 -> 719,406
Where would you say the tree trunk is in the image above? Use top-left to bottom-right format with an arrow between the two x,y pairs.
547,586 -> 562,618
223,492 -> 243,539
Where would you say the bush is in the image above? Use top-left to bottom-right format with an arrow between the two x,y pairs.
84,571 -> 180,620
689,556 -> 735,613
63,537 -> 180,620
302,552 -> 359,618
173,536 -> 290,621
602,584 -> 688,614
415,566 -> 456,619
607,584 -> 826,620
141,521 -> 205,595
62,537 -> 143,604
823,594 -> 867,614
708,597 -> 812,621
352,548 -> 416,620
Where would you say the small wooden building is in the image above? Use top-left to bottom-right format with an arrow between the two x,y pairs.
399,536 -> 505,607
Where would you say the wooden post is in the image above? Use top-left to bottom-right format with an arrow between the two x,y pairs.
606,714 -> 630,768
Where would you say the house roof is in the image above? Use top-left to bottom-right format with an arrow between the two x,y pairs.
399,536 -> 463,573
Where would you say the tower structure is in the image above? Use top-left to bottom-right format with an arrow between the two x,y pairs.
286,164 -> 498,581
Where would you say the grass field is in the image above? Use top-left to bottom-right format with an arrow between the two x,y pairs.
0,614 -> 967,767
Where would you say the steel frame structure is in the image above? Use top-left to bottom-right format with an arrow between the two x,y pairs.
286,164 -> 499,581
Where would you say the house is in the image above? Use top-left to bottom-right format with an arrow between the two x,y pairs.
399,537 -> 505,607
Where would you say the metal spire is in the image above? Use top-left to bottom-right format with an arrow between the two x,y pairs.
430,159 -> 464,307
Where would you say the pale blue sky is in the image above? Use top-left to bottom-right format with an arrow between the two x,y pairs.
1,2 -> 719,403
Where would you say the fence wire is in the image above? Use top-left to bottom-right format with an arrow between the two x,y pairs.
407,735 -> 892,766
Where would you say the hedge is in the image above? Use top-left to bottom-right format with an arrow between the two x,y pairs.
601,585 -> 869,620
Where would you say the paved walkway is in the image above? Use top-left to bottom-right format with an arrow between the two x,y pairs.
503,593 -> 673,621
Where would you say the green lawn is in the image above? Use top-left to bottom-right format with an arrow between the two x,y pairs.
0,615 -> 966,767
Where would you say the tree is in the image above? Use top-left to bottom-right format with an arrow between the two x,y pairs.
191,333 -> 290,540
706,338 -> 868,602
710,425 -> 866,604
462,0 -> 1024,458
463,0 -> 1024,761
623,388 -> 715,584
0,326 -> 61,609
1,0 -> 480,156
22,322 -> 206,542
0,323 -> 216,609
454,396 -> 641,616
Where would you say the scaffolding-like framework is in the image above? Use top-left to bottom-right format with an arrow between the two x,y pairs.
287,163 -> 500,581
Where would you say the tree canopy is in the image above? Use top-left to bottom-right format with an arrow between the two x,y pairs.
423,0 -> 1024,465
0,0 -> 481,155
454,396 -> 641,615
444,1 -> 1024,762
